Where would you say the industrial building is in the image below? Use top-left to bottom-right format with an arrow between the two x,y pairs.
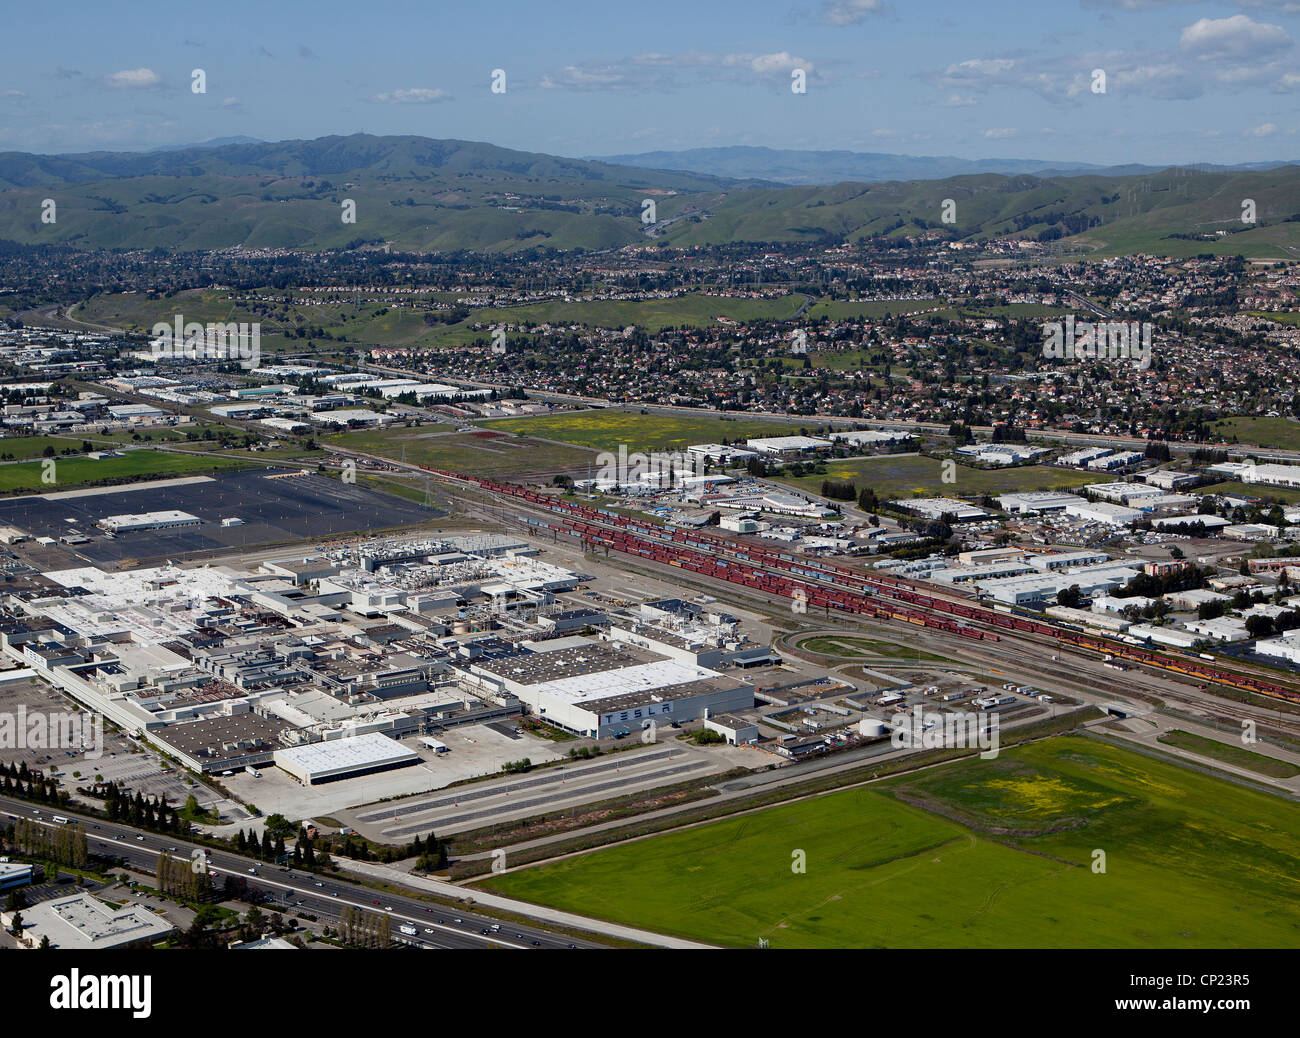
97,510 -> 202,533
890,497 -> 990,522
1059,447 -> 1113,467
996,491 -> 1087,514
1063,501 -> 1143,526
273,732 -> 420,785
745,435 -> 834,455
456,636 -> 754,738
702,712 -> 760,745
0,861 -> 34,891
1086,482 -> 1165,505
2,893 -> 175,950
1152,513 -> 1232,531
829,429 -> 914,448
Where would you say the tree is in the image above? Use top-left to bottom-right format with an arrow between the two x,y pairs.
1245,614 -> 1275,639
1056,585 -> 1083,609
264,814 -> 296,840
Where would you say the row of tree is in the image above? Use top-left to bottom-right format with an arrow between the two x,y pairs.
157,850 -> 214,903
101,784 -> 191,834
8,817 -> 89,868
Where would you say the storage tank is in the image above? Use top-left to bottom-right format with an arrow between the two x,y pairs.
858,718 -> 887,738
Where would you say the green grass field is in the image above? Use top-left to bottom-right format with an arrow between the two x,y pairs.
1210,416 -> 1300,451
0,449 -> 250,494
774,454 -> 1100,500
806,299 -> 1070,323
479,408 -> 808,454
799,635 -> 951,662
1157,730 -> 1300,779
1200,479 -> 1300,505
326,427 -> 595,478
479,736 -> 1300,948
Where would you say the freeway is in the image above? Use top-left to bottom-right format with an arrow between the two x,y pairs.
0,796 -> 602,950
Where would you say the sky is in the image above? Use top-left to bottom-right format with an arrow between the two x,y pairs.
3,0 -> 1300,165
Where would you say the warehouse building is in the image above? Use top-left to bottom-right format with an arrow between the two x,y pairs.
830,429 -> 914,448
1086,482 -> 1164,505
702,712 -> 760,745
1152,513 -> 1231,532
1059,447 -> 1113,467
97,510 -> 202,533
1144,469 -> 1201,491
745,435 -> 834,455
890,497 -> 990,522
3,892 -> 175,951
996,491 -> 1087,514
273,732 -> 420,785
0,861 -> 34,891
457,637 -> 754,738
1063,501 -> 1143,526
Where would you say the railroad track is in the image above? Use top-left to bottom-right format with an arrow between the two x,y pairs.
325,445 -> 1300,717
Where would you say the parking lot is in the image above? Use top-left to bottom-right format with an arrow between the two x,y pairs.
217,723 -> 568,822
0,468 -> 443,566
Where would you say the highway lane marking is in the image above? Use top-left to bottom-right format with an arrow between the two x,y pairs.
205,865 -> 527,949
15,814 -> 530,951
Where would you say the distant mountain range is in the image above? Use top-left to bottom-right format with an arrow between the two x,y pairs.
147,136 -> 266,153
0,133 -> 1296,257
592,145 -> 1300,186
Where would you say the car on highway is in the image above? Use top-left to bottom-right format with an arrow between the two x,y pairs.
314,882 -> 323,887
384,906 -> 393,912
247,867 -> 257,875
424,928 -> 435,934
135,835 -> 144,842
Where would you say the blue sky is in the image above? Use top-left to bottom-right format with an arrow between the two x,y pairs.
3,0 -> 1299,164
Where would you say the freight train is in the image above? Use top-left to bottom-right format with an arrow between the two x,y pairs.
420,465 -> 1300,705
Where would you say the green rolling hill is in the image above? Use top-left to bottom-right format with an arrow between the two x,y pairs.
1,134 -> 1298,257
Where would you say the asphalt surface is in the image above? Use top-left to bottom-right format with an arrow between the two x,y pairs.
0,796 -> 602,950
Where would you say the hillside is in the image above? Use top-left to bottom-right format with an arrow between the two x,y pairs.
0,134 -> 1298,257
595,144 -> 1299,186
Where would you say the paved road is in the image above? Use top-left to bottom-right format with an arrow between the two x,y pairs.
0,796 -> 603,950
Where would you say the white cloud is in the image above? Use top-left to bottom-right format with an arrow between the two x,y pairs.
541,51 -> 816,91
1180,15 -> 1291,59
369,88 -> 453,104
983,127 -> 1017,138
1245,121 -> 1278,136
105,68 -> 160,89
820,0 -> 884,26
